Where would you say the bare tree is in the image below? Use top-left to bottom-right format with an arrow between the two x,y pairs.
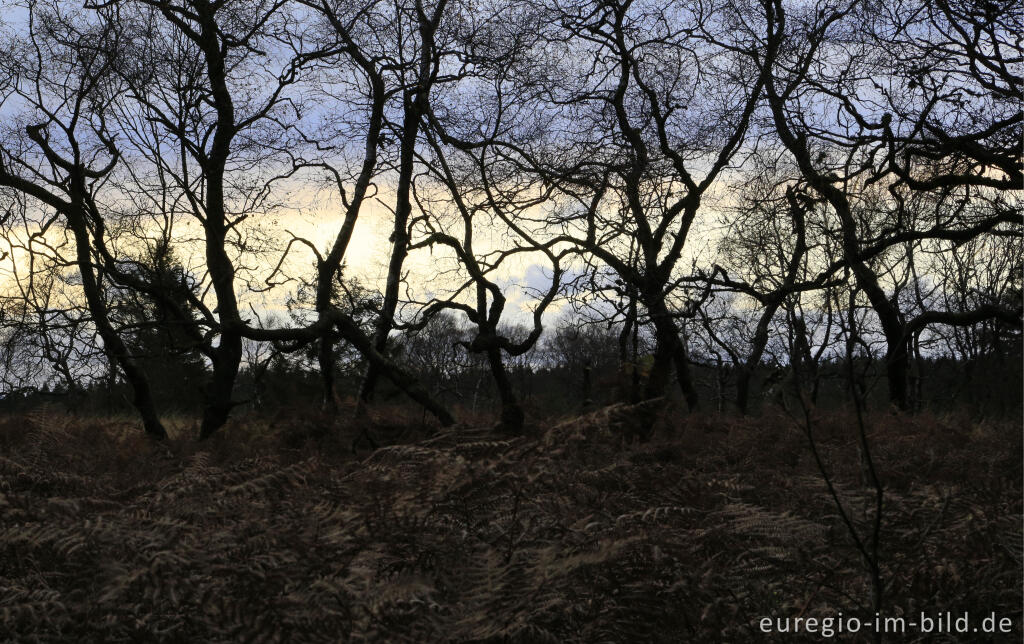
356,0 -> 452,410
759,0 -> 1021,410
0,1 -> 168,437
409,128 -> 566,432
497,0 -> 782,409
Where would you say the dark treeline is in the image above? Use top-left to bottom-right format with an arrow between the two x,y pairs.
3,310 -> 1020,426
0,0 -> 1020,438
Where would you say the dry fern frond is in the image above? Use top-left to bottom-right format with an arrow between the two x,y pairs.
0,410 -> 1018,642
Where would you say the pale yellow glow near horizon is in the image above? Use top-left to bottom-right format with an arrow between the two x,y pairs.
2,177 -> 830,329
283,184 -> 585,324
0,181 -> 723,328
227,183 -> 561,323
0,182 -> 560,327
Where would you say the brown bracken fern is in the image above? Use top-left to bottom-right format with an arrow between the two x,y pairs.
0,408 -> 1019,642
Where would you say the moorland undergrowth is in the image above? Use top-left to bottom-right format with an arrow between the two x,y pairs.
0,406 -> 1019,642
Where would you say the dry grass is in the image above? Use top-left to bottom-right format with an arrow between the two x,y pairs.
0,406 -> 1019,642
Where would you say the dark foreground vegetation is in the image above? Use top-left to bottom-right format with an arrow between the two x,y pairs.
0,406 -> 1019,642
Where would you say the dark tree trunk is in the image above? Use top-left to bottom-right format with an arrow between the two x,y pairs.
735,371 -> 753,416
199,331 -> 242,440
487,348 -> 524,433
191,3 -> 255,439
318,337 -> 339,411
196,218 -> 244,439
359,10 -> 440,409
582,359 -> 593,410
909,331 -> 923,412
737,299 -> 783,415
885,331 -> 910,411
67,210 -> 167,439
356,113 -> 414,408
645,300 -> 699,410
645,328 -> 675,400
671,340 -> 699,411
194,211 -> 244,439
713,355 -> 726,413
617,289 -> 641,403
861,286 -> 910,412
